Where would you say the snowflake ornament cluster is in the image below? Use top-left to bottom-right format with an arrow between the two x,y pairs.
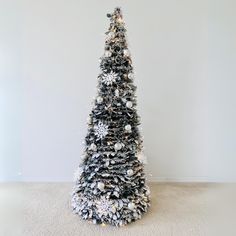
101,71 -> 118,85
94,122 -> 108,139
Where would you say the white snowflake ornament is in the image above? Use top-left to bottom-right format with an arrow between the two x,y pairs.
102,71 -> 118,85
96,196 -> 116,217
94,122 -> 108,139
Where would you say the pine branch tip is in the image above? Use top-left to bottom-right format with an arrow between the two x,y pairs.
107,7 -> 123,20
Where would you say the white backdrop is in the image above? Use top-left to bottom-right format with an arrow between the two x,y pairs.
1,0 -> 236,182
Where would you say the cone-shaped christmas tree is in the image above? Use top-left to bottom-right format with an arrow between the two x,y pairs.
72,7 -> 150,226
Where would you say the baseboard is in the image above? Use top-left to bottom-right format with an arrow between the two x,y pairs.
147,176 -> 236,183
1,177 -> 235,183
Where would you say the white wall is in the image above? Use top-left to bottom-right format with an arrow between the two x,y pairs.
1,0 -> 236,182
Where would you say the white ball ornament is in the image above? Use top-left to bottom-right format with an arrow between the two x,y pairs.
117,17 -> 124,24
106,32 -> 115,40
126,101 -> 133,108
90,143 -> 97,151
123,49 -> 130,57
113,191 -> 119,198
96,96 -> 103,104
81,153 -> 86,160
138,152 -> 147,164
115,89 -> 119,97
128,73 -> 134,80
73,167 -> 83,181
125,124 -> 132,131
93,219 -> 97,224
104,50 -> 112,57
127,169 -> 134,176
114,142 -> 122,151
97,182 -> 105,191
128,202 -> 135,210
86,116 -> 92,124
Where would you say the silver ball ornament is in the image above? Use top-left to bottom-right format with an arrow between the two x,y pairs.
128,73 -> 134,79
123,49 -> 130,57
128,202 -> 135,210
96,96 -> 103,104
93,219 -> 97,224
73,167 -> 83,181
125,124 -> 132,131
113,191 -> 119,198
86,116 -> 92,124
90,143 -> 97,151
126,101 -> 133,108
117,17 -> 124,24
81,153 -> 86,160
114,142 -> 122,150
127,169 -> 134,176
104,50 -> 112,57
106,32 -> 115,40
138,152 -> 147,164
115,89 -> 119,97
97,182 -> 105,191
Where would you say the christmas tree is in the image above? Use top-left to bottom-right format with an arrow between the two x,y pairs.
72,7 -> 150,226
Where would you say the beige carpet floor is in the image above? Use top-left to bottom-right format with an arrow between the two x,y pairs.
0,183 -> 236,236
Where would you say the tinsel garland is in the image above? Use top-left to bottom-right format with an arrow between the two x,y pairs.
71,7 -> 150,227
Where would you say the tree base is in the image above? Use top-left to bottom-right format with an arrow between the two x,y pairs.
71,190 -> 150,227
